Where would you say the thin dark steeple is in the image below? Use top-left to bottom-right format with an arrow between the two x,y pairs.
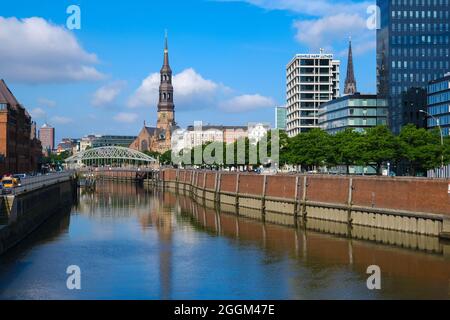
158,31 -> 175,113
344,37 -> 357,95
161,30 -> 171,73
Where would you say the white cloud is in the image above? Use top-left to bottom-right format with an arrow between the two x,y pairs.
0,16 -> 104,83
219,94 -> 275,113
114,112 -> 138,123
30,107 -> 46,119
219,0 -> 375,56
129,68 -> 276,113
51,116 -> 73,125
128,68 -> 221,109
37,98 -> 56,108
92,81 -> 126,107
293,13 -> 369,52
127,73 -> 160,108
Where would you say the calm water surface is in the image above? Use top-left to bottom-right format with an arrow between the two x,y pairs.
0,181 -> 449,300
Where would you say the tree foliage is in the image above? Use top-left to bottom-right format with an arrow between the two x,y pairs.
155,125 -> 450,176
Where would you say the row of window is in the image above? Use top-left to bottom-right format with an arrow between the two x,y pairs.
391,10 -> 449,19
392,23 -> 449,32
391,72 -> 447,85
300,60 -> 331,66
321,118 -> 387,129
391,60 -> 449,70
428,103 -> 450,115
428,114 -> 450,126
391,35 -> 449,45
428,90 -> 450,104
322,109 -> 387,121
428,80 -> 450,93
160,92 -> 171,100
391,47 -> 449,57
392,0 -> 449,6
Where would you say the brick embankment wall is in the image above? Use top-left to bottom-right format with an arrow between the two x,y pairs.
161,169 -> 450,238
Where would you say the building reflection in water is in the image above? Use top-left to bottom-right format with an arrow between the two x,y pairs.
80,181 -> 174,299
172,191 -> 450,299
72,182 -> 450,299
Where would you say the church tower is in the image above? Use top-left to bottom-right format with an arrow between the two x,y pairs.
157,32 -> 175,130
344,38 -> 357,95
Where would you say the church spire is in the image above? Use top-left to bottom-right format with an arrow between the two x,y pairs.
162,30 -> 171,72
344,37 -> 357,95
158,31 -> 175,115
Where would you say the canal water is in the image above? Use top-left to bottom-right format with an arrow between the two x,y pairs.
0,181 -> 449,300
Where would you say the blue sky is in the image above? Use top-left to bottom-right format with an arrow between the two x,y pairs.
0,0 -> 376,142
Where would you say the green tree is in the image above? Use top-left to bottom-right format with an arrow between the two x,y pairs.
330,129 -> 365,174
286,128 -> 331,171
361,125 -> 398,175
398,124 -> 442,175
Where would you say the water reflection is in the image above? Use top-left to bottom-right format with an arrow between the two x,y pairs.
0,181 -> 448,300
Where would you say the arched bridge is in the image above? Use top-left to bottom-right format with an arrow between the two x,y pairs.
65,146 -> 158,169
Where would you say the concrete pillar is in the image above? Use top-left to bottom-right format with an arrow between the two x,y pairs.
300,176 -> 308,219
235,173 -> 240,215
202,172 -> 207,205
293,176 -> 300,226
261,174 -> 268,220
214,172 -> 221,208
347,178 -> 354,231
440,217 -> 450,239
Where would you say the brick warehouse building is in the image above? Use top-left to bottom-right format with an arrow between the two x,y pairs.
0,79 -> 42,175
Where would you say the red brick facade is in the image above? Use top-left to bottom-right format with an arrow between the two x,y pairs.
0,80 -> 42,176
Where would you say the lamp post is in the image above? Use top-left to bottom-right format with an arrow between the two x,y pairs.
420,110 -> 444,168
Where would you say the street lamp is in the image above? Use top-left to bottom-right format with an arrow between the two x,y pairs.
420,110 -> 444,168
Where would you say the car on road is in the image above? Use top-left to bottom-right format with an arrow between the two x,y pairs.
2,175 -> 21,192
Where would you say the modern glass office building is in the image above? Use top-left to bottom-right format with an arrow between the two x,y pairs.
377,0 -> 450,134
318,94 -> 388,134
92,135 -> 137,148
427,73 -> 450,136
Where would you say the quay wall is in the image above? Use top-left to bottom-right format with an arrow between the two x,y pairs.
160,169 -> 450,239
0,179 -> 75,255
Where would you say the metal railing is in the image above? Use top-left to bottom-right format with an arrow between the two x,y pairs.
10,171 -> 75,195
427,165 -> 450,179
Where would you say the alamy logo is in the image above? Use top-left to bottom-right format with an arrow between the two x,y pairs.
66,265 -> 81,290
66,5 -> 81,30
366,265 -> 381,290
366,5 -> 381,30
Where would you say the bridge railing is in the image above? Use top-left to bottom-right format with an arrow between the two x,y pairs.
11,171 -> 75,195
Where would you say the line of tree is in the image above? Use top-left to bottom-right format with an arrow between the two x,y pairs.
282,125 -> 450,175
156,125 -> 450,176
